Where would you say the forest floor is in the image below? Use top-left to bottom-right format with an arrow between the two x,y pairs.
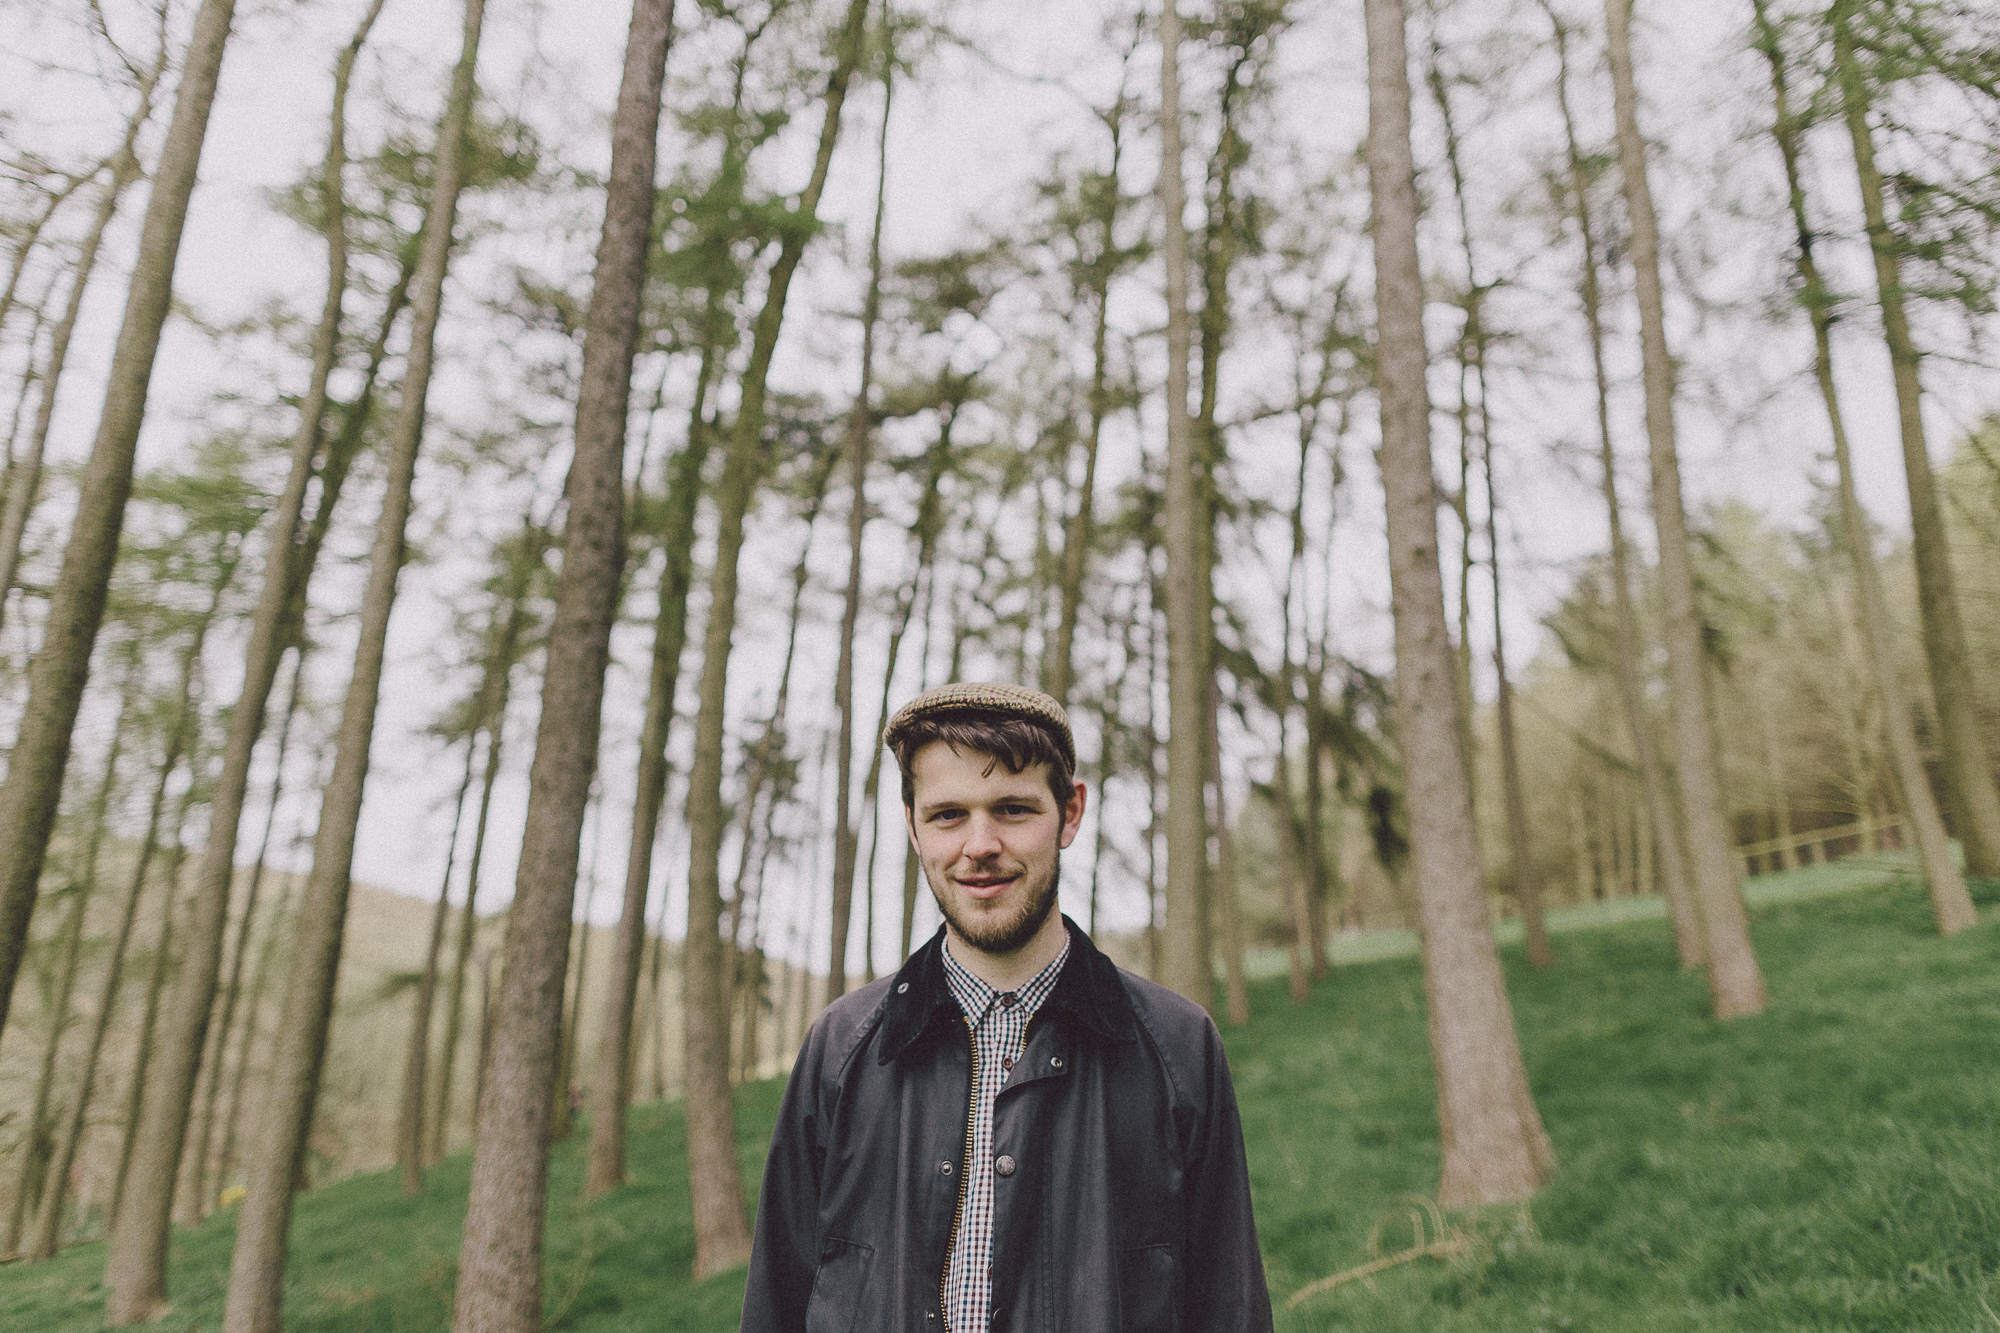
3,856 -> 1996,1331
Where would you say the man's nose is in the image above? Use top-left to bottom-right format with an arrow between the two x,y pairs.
962,811 -> 1004,859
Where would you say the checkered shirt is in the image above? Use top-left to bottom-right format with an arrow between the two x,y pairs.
938,932 -> 1071,1333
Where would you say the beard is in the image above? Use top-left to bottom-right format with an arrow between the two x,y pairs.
931,858 -> 1062,956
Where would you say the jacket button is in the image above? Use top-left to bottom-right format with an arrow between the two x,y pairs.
995,1154 -> 1016,1177
1050,1055 -> 1064,1070
940,1160 -> 953,1175
897,982 -> 909,993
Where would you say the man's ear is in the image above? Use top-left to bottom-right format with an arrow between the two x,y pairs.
1057,779 -> 1087,850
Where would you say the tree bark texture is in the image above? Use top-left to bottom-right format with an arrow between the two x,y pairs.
0,99 -> 153,631
3,670 -> 132,1258
1830,2 -> 2000,880
827,43 -> 893,1004
217,7 -> 482,1330
101,6 -> 381,1316
582,256 -> 726,1202
451,1 -> 672,1325
1542,3 -> 1702,967
0,0 -> 238,1070
680,0 -> 870,1280
186,649 -> 306,1229
1603,0 -> 1765,1017
396,741 -> 476,1194
1156,0 -> 1209,1011
1364,0 -> 1554,1207
1752,0 -> 1974,932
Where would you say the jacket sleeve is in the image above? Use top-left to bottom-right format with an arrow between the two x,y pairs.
739,1024 -> 825,1333
1180,1016 -> 1275,1333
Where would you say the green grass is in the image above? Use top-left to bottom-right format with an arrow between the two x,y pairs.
4,864 -> 1997,1331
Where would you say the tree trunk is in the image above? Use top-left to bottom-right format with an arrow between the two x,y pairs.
580,328 -> 714,1199
1604,0 -> 1765,1015
1540,2 -> 1702,967
0,72 -> 157,631
1156,0 -> 1208,1011
680,0 -> 870,1280
202,651 -> 308,1220
1830,2 -> 2000,880
110,756 -> 201,1230
550,854 -> 603,1144
181,670 -> 295,1227
218,7 -> 483,1329
431,527 -> 536,1168
1425,37 -> 1552,968
450,2 -> 671,1325
580,7 -> 774,1192
4,667 -> 134,1257
101,5 -> 382,1314
828,44 -> 894,1004
0,0 -> 238,1071
1753,0 -> 1974,932
1046,109 -> 1127,711
1207,683 -> 1250,1026
1364,0 -> 1553,1206
395,739 -> 476,1194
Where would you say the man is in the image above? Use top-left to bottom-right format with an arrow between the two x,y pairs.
741,682 -> 1272,1333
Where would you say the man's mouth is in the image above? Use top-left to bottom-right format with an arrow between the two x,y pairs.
954,873 -> 1019,900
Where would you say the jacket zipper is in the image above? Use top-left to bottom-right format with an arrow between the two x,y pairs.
939,1016 -> 978,1329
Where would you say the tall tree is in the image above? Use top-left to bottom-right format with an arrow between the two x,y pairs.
0,39 -> 163,629
679,0 -> 872,1279
450,0 -> 674,1325
1752,0 -> 1974,933
581,4 -> 783,1197
1045,56 -> 1139,710
1156,0 -> 1209,1010
1603,0 -> 1766,1017
1364,0 -> 1553,1206
101,4 -> 388,1316
1541,0 -> 1701,967
1422,36 -> 1553,968
184,647 -> 308,1227
433,523 -> 541,1169
214,5 -> 485,1329
2,663 -> 135,1257
395,737 -> 477,1193
0,0 -> 239,1052
1829,0 -> 2000,879
828,6 -> 894,1004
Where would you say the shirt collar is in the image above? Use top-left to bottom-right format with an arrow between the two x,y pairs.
940,929 -> 1071,1026
876,916 -> 1136,1064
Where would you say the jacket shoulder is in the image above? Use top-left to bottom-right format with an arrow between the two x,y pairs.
800,974 -> 898,1079
1116,968 -> 1220,1040
1114,968 -> 1225,1090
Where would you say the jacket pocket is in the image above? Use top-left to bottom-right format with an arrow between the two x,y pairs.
804,1237 -> 876,1333
1118,1243 -> 1180,1333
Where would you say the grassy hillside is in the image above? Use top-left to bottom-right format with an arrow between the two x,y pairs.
3,861 -> 1995,1330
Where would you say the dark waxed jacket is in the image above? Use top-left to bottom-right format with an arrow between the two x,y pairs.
740,918 -> 1273,1333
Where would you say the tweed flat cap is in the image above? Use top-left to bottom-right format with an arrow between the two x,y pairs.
881,681 -> 1076,773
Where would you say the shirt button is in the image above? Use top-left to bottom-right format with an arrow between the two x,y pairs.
1001,1055 -> 1013,1072
998,991 -> 1017,1008
995,1154 -> 1016,1177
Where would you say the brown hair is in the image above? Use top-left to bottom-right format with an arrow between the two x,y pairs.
892,712 -> 1075,812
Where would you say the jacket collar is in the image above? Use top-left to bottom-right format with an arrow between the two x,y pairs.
876,915 -> 1137,1064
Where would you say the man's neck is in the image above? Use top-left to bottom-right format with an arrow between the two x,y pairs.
944,910 -> 1069,993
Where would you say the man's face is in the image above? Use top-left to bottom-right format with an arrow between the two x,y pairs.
905,740 -> 1086,957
